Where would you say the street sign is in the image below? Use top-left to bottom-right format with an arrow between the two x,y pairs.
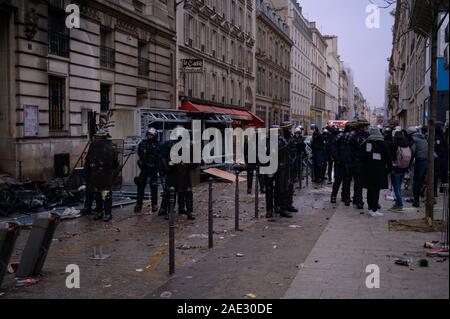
182,59 -> 203,73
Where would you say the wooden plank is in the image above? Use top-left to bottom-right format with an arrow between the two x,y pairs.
203,168 -> 246,183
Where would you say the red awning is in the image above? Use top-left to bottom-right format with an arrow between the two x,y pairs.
181,102 -> 264,127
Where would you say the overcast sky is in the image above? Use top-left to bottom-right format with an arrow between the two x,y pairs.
297,0 -> 395,109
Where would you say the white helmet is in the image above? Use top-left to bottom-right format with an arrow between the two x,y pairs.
147,127 -> 157,136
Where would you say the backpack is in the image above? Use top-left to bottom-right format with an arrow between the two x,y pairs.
394,146 -> 412,168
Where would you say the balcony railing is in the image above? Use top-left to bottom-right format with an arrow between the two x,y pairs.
48,31 -> 69,57
100,46 -> 115,69
138,57 -> 149,76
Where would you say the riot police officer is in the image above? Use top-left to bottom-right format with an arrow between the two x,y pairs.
293,126 -> 307,183
159,126 -> 196,220
310,124 -> 327,183
134,127 -> 162,214
244,133 -> 265,194
349,119 -> 370,209
329,125 -> 351,204
264,125 -> 293,218
83,129 -> 119,222
281,121 -> 299,213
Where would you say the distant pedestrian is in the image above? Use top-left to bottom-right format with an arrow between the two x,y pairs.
362,127 -> 392,217
390,130 -> 413,211
408,127 -> 428,207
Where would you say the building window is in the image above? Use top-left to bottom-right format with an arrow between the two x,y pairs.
49,76 -> 65,131
48,6 -> 69,57
100,29 -> 115,69
100,84 -> 111,113
138,42 -> 149,76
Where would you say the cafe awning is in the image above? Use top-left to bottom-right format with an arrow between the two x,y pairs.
181,102 -> 265,127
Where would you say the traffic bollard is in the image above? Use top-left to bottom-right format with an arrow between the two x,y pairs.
168,187 -> 176,275
255,167 -> 259,219
235,171 -> 240,231
208,177 -> 213,249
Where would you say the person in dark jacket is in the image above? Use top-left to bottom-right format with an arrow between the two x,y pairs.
83,129 -> 119,222
159,126 -> 197,220
434,123 -> 449,196
329,125 -> 349,203
390,130 -> 412,210
362,127 -> 393,216
310,124 -> 327,183
349,119 -> 370,209
134,127 -> 162,213
323,127 -> 334,184
408,127 -> 429,207
293,126 -> 307,183
244,132 -> 265,194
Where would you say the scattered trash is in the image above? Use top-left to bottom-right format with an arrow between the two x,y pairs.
160,291 -> 172,298
188,234 -> 208,239
288,225 -> 301,228
15,278 -> 39,287
177,244 -> 200,250
417,259 -> 429,267
0,292 -> 4,297
185,276 -> 193,279
219,236 -> 225,240
59,207 -> 81,220
103,284 -> 112,288
424,241 -> 440,248
7,262 -> 19,274
236,253 -> 245,257
244,293 -> 257,299
436,258 -> 447,263
135,269 -> 144,272
273,245 -> 277,249
394,257 -> 412,266
426,249 -> 449,257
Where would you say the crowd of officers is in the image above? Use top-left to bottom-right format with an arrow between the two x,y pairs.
80,119 -> 448,222
308,120 -> 449,214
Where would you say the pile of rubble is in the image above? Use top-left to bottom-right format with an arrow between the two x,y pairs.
0,175 -> 85,217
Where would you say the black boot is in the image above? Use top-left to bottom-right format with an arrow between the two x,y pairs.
80,208 -> 92,216
266,208 -> 274,219
103,212 -> 112,222
331,196 -> 337,204
185,190 -> 195,220
151,205 -> 158,213
279,210 -> 293,218
345,200 -> 351,206
134,205 -> 142,213
93,211 -> 104,221
285,205 -> 298,213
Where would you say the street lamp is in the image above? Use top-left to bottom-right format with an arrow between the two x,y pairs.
175,0 -> 193,10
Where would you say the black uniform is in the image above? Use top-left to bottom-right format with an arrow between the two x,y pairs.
83,137 -> 119,221
244,135 -> 265,194
311,129 -> 327,183
281,125 -> 298,212
135,138 -> 162,212
349,128 -> 369,209
159,139 -> 197,220
330,129 -> 353,203
264,130 -> 292,218
323,130 -> 334,183
293,134 -> 307,183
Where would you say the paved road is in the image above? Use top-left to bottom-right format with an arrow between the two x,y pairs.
1,179 -> 448,299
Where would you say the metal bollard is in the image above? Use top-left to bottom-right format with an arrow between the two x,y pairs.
235,171 -> 240,231
208,177 -> 213,249
168,187 -> 176,275
255,167 -> 259,219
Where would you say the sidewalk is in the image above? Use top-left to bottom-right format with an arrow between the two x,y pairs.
284,189 -> 449,299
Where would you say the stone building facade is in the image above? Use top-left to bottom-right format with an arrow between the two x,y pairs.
271,0 -> 312,128
176,0 -> 257,118
309,21 -> 327,128
0,0 -> 177,182
324,35 -> 340,121
255,0 -> 292,126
